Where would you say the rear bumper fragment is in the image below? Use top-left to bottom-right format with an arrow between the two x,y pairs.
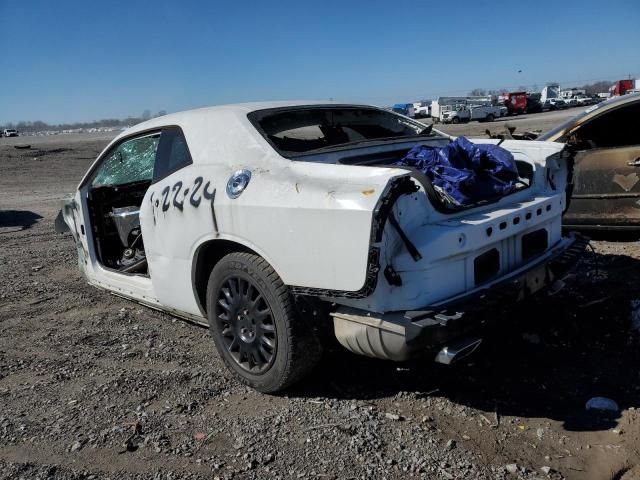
332,232 -> 589,361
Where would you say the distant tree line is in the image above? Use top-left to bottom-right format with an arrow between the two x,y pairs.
0,109 -> 167,133
580,80 -> 614,95
468,88 -> 508,96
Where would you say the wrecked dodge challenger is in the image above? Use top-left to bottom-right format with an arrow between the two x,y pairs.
57,102 -> 586,392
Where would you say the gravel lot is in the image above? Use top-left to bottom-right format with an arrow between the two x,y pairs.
1,112 -> 639,480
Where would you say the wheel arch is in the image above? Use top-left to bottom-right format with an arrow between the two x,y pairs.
191,238 -> 265,317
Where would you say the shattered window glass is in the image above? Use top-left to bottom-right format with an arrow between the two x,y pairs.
92,134 -> 160,187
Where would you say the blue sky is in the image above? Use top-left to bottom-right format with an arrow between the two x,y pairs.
1,0 -> 639,124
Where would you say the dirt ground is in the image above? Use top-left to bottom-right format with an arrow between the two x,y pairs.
1,114 -> 640,480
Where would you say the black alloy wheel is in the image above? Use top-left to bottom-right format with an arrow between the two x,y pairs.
215,275 -> 277,373
206,252 -> 322,392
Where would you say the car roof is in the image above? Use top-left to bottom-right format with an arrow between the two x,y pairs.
132,100 -> 342,126
112,100 -> 381,140
99,101 -> 412,168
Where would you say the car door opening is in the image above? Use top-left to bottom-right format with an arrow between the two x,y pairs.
85,127 -> 194,275
86,132 -> 160,275
88,180 -> 151,274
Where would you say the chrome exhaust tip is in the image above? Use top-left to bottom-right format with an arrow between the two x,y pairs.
434,337 -> 482,365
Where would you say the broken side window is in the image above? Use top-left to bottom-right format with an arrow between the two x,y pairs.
92,133 -> 160,187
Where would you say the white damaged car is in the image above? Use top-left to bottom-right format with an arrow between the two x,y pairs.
56,102 -> 586,392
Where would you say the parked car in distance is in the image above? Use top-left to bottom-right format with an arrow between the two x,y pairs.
539,93 -> 640,229
392,103 -> 415,118
526,97 -> 543,113
413,102 -> 431,118
3,129 -> 18,137
57,101 -> 586,392
440,104 -> 470,123
573,95 -> 593,106
544,98 -> 567,110
468,104 -> 503,122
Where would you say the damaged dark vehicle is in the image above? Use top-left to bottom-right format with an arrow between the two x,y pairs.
539,93 -> 640,229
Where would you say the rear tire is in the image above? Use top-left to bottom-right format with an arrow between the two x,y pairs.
206,252 -> 321,393
485,114 -> 495,122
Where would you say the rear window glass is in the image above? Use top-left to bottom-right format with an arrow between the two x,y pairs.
248,106 -> 435,155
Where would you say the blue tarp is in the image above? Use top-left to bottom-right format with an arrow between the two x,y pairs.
395,136 -> 520,207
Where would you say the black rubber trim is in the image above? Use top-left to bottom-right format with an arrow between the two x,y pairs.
371,175 -> 418,242
388,212 -> 422,261
290,247 -> 380,299
384,265 -> 402,286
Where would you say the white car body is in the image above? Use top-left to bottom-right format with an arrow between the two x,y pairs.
3,129 -> 18,137
59,101 -> 585,390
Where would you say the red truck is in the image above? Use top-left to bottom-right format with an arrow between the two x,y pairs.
610,79 -> 634,96
502,91 -> 528,114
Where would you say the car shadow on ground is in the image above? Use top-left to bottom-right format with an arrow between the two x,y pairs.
0,209 -> 43,233
291,250 -> 640,433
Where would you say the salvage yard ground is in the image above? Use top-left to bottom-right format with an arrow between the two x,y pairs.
1,109 -> 639,480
